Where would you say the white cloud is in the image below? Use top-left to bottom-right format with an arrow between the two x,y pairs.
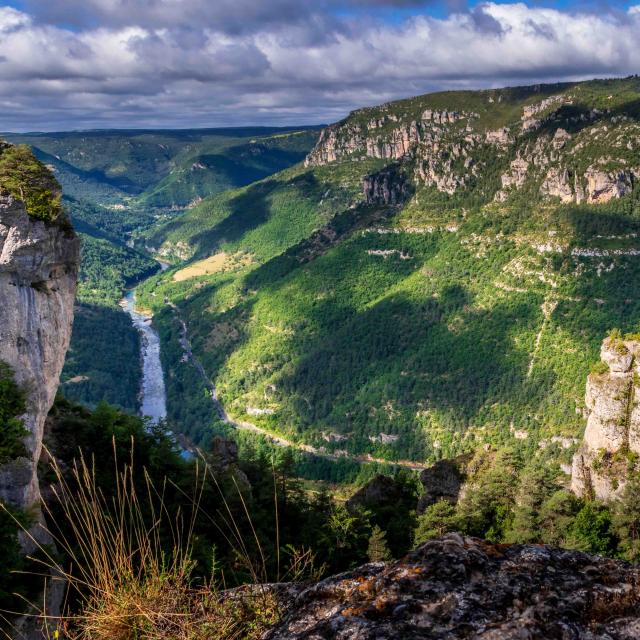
0,2 -> 638,130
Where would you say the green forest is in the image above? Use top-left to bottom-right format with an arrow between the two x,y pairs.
135,81 -> 640,468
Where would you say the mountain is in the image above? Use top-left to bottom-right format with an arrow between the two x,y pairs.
3,129 -> 640,640
137,77 -> 640,474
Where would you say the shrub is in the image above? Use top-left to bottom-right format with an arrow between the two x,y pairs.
414,500 -> 459,545
590,361 -> 609,376
0,144 -> 62,221
0,362 -> 27,463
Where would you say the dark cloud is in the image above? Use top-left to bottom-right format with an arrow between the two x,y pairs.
22,0 -> 459,32
0,2 -> 638,131
469,5 -> 504,34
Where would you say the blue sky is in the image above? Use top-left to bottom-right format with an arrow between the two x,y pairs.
0,0 -> 638,130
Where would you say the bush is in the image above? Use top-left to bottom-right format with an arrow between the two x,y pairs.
0,362 -> 27,463
590,361 -> 609,376
0,144 -> 62,221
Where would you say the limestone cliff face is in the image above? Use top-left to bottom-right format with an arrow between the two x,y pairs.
571,337 -> 640,501
363,163 -> 410,205
0,192 -> 79,530
305,91 -> 639,206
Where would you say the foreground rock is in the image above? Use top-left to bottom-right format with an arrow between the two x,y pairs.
266,534 -> 640,639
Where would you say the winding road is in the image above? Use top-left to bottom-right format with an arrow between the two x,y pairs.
168,302 -> 429,472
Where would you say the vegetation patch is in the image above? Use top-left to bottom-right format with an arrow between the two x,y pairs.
0,362 -> 27,463
173,251 -> 253,282
0,143 -> 62,221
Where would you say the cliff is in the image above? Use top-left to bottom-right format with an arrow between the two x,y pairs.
304,84 -> 640,208
266,534 -> 640,639
0,174 -> 79,542
571,336 -> 640,501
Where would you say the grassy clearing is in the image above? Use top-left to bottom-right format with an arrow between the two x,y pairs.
173,252 -> 253,282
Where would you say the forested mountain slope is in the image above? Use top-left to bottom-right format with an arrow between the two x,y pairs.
4,127 -> 319,213
138,77 -> 640,470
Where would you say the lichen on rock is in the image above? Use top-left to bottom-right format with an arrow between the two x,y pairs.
266,534 -> 640,639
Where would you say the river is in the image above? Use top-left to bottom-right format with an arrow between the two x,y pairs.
121,289 -> 167,424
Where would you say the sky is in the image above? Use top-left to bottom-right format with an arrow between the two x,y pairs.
0,0 -> 638,131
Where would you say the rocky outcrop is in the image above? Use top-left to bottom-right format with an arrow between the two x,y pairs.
484,127 -> 512,148
417,454 -> 470,514
363,164 -> 410,205
0,191 -> 79,538
305,109 -> 475,169
585,167 -> 634,204
521,95 -> 567,132
304,124 -> 366,166
266,534 -> 640,639
421,109 -> 473,125
495,157 -> 530,201
571,336 -> 640,501
346,474 -> 401,512
540,166 -> 575,203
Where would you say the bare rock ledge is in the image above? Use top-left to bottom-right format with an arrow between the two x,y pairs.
266,534 -> 640,640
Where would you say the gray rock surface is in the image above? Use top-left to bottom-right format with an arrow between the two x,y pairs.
571,337 -> 640,500
265,534 -> 640,639
0,193 -> 79,541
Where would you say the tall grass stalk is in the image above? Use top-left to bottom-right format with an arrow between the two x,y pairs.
3,440 -> 283,640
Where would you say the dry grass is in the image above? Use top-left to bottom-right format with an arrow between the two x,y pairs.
172,252 -> 253,282
4,443 -> 290,640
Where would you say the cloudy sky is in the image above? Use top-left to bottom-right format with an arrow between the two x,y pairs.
0,0 -> 638,130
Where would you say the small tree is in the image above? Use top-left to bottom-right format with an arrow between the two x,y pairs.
567,501 -> 617,556
613,477 -> 640,561
0,144 -> 62,221
367,525 -> 392,563
538,490 -> 580,546
506,460 -> 559,544
414,500 -> 458,545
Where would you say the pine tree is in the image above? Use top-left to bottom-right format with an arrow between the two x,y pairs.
414,500 -> 458,545
613,476 -> 640,561
506,460 -> 558,544
367,525 -> 392,563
